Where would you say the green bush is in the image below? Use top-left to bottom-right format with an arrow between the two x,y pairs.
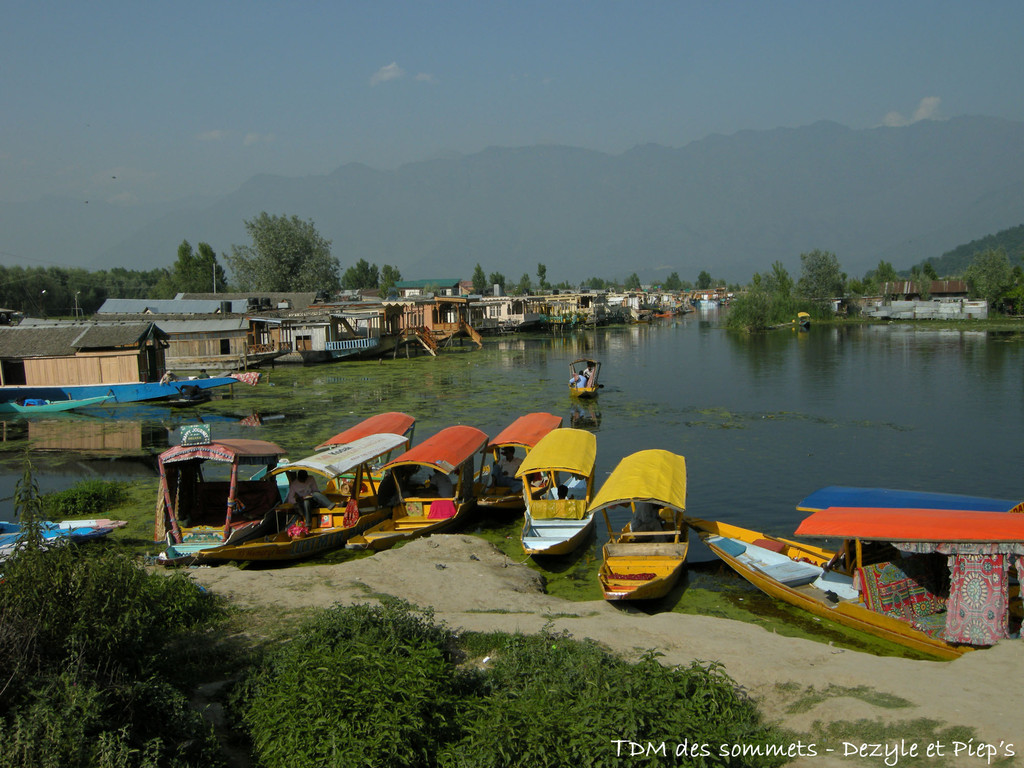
41,478 -> 129,518
236,603 -> 788,768
236,598 -> 468,768
441,631 -> 787,767
0,540 -> 226,768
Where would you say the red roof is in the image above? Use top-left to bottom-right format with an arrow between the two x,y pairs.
316,412 -> 415,449
488,412 -> 563,449
159,438 -> 286,466
385,425 -> 488,472
795,506 -> 1024,543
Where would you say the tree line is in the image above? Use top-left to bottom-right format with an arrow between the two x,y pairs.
0,211 -> 732,317
728,247 -> 1024,331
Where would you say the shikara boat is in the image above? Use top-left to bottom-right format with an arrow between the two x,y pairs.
477,412 -> 563,512
592,449 -> 690,601
315,411 -> 416,451
195,432 -> 410,563
346,425 -> 489,552
253,411 -> 416,503
568,358 -> 601,398
155,434 -> 287,564
689,485 -> 1024,659
0,395 -> 111,414
515,427 -> 597,556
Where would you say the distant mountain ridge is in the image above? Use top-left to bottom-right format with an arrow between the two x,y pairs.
3,115 -> 1024,283
923,223 -> 1024,276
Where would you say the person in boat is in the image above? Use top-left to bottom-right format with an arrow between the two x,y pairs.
429,469 -> 454,498
286,469 -> 320,527
159,371 -> 178,385
527,473 -> 548,497
569,370 -> 587,388
196,368 -> 210,379
630,502 -> 669,541
491,447 -> 523,490
563,473 -> 586,499
583,361 -> 596,382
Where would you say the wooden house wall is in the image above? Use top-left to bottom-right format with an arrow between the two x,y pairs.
166,332 -> 247,357
28,420 -> 143,453
24,350 -> 143,386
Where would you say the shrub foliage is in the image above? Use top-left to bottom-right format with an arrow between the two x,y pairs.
236,601 -> 787,768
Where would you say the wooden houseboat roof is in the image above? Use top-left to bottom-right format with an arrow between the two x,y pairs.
0,322 -> 166,358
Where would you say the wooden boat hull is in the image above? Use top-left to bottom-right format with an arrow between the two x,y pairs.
0,395 -> 112,414
476,487 -> 524,511
522,512 -> 595,556
687,517 -> 969,660
0,376 -> 238,405
600,539 -> 689,601
196,508 -> 389,562
346,500 -> 471,552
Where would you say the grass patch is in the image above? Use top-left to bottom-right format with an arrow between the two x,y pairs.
781,684 -> 913,714
806,719 -> 1016,767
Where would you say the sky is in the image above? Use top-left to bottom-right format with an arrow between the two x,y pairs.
3,0 -> 1024,207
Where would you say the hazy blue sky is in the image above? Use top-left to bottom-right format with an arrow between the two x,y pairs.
3,1 -> 1023,205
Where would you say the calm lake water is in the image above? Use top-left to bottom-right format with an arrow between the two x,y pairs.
4,311 -> 1023,546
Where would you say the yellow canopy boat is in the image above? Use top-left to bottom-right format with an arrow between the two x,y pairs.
515,428 -> 597,556
591,449 -> 689,601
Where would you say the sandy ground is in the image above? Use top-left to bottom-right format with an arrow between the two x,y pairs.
188,535 -> 1023,768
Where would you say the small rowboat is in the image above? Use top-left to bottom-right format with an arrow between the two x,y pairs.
593,449 -> 689,601
568,358 -> 601,398
0,395 -> 111,414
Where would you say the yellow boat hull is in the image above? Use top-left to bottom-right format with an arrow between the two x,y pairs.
688,517 -> 970,660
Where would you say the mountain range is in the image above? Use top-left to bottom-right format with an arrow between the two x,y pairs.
4,115 -> 1024,284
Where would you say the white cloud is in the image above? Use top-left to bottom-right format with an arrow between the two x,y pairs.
243,132 -> 275,146
415,72 -> 436,84
370,62 -> 405,86
882,97 -> 942,127
913,96 -> 941,121
197,130 -> 228,142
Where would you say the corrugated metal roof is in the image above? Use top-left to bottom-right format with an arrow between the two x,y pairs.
0,322 -> 161,357
98,298 -> 248,314
148,318 -> 250,333
178,292 -> 320,308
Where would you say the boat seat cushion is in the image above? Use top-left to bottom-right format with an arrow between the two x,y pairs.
752,538 -> 785,553
427,500 -> 457,520
712,537 -> 747,558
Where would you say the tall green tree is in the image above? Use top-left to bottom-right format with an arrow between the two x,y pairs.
379,265 -> 402,297
226,213 -> 339,292
761,261 -> 793,297
796,249 -> 845,301
514,273 -> 532,295
341,259 -> 380,290
663,272 -> 682,291
964,247 -> 1013,307
472,264 -> 488,294
488,272 -> 508,292
153,240 -> 227,297
696,270 -> 712,290
624,272 -> 642,290
536,263 -> 548,291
